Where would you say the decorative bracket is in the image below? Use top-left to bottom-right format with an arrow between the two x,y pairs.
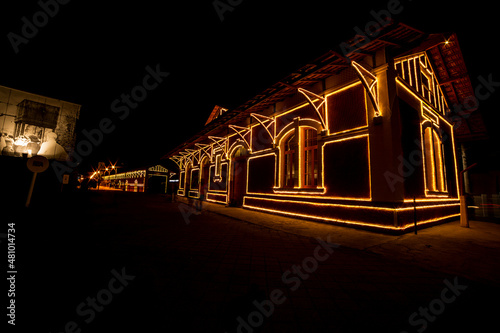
352,61 -> 381,118
208,136 -> 228,159
169,156 -> 182,169
195,143 -> 212,161
228,125 -> 252,151
297,88 -> 327,129
178,151 -> 194,168
185,149 -> 200,165
251,114 -> 276,144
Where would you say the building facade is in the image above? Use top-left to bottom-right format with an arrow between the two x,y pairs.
164,23 -> 473,232
100,165 -> 172,193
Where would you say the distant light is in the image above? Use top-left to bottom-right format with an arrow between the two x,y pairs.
445,40 -> 450,45
169,179 -> 179,183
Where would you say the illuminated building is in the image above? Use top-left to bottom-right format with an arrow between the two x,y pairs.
100,165 -> 171,193
163,23 -> 480,232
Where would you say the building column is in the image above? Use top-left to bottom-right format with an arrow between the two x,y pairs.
368,48 -> 405,203
460,143 -> 471,194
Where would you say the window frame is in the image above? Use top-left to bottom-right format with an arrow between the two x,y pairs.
283,134 -> 296,188
423,124 -> 447,195
278,125 -> 321,192
302,128 -> 318,188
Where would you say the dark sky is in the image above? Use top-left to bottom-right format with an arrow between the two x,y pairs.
1,0 -> 498,173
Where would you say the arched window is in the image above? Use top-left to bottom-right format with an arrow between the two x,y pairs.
279,125 -> 320,190
303,128 -> 318,188
423,126 -> 446,193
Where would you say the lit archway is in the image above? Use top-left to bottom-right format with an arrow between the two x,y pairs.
228,145 -> 248,206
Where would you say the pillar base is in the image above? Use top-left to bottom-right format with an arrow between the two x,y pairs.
460,195 -> 469,228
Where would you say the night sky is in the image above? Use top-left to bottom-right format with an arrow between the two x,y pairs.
1,0 -> 498,173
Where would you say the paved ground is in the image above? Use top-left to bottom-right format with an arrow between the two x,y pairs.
8,191 -> 500,333
193,197 -> 500,287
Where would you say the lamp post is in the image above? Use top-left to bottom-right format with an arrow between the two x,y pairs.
97,170 -> 101,190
